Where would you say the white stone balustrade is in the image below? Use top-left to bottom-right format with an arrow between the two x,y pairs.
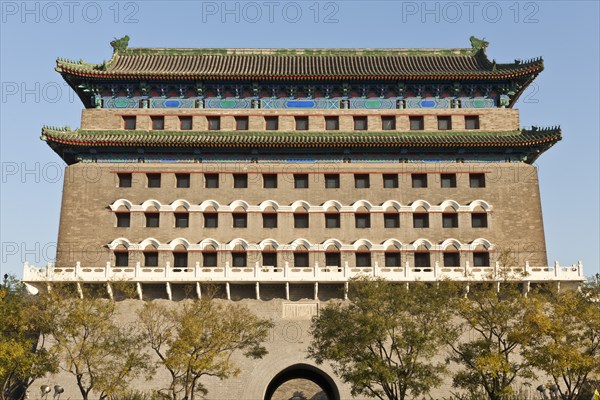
23,260 -> 585,287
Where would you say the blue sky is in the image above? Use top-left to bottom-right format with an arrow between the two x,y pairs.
1,0 -> 598,278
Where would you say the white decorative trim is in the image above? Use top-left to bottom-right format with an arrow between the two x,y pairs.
468,199 -> 492,211
171,199 -> 191,211
439,200 -> 460,211
108,237 -> 132,250
109,199 -> 492,214
382,239 -> 403,250
258,238 -> 280,250
199,199 -> 220,211
410,200 -> 432,211
322,239 -> 343,250
228,238 -> 250,250
141,199 -> 163,211
110,199 -> 133,211
381,200 -> 402,211
322,200 -> 343,211
290,238 -> 312,250
351,200 -> 375,211
352,239 -> 374,250
139,237 -> 162,250
198,238 -> 220,250
440,238 -> 464,251
108,237 -> 496,253
412,238 -> 433,250
290,200 -> 311,212
470,238 -> 493,250
258,200 -> 280,211
229,200 -> 250,211
169,238 -> 191,249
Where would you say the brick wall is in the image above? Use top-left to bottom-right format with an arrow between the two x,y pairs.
55,162 -> 547,268
80,107 -> 520,132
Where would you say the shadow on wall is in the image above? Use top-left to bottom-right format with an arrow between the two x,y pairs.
272,388 -> 328,400
266,363 -> 340,400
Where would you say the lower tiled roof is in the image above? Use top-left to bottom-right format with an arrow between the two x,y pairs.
41,127 -> 561,149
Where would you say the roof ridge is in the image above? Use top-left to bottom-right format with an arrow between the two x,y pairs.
120,47 -> 476,56
42,126 -> 559,135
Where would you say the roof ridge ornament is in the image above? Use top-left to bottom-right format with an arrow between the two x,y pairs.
110,35 -> 130,54
469,36 -> 489,53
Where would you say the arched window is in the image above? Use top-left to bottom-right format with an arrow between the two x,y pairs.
384,243 -> 401,267
262,245 -> 277,268
324,203 -> 341,229
115,204 -> 131,228
325,244 -> 341,269
383,205 -> 400,229
355,206 -> 371,229
203,206 -> 218,228
231,243 -> 247,267
202,245 -> 217,267
413,206 -> 429,228
473,244 -> 490,267
414,245 -> 430,268
294,209 -> 309,229
173,244 -> 188,269
143,245 -> 159,267
174,205 -> 189,228
471,209 -> 488,228
145,206 -> 160,228
262,205 -> 278,229
442,204 -> 459,229
293,245 -> 309,268
114,244 -> 128,267
355,245 -> 371,267
443,245 -> 460,267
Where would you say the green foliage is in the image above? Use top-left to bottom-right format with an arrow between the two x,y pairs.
110,280 -> 138,300
308,278 -> 458,400
109,389 -> 164,400
435,385 -> 535,400
583,273 -> 600,297
0,276 -> 58,400
523,288 -> 600,400
138,298 -> 273,400
448,283 -> 537,400
38,289 -> 152,400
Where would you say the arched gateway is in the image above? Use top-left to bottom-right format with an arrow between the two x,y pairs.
263,364 -> 341,400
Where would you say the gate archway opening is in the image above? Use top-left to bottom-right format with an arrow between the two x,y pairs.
263,363 -> 341,400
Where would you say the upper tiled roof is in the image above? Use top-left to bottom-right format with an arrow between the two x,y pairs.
55,37 -> 543,81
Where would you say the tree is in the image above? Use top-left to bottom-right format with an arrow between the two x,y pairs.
582,273 -> 600,298
448,283 -> 536,400
38,286 -> 152,400
0,275 -> 57,400
307,278 -> 458,400
138,298 -> 273,400
523,288 -> 600,400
